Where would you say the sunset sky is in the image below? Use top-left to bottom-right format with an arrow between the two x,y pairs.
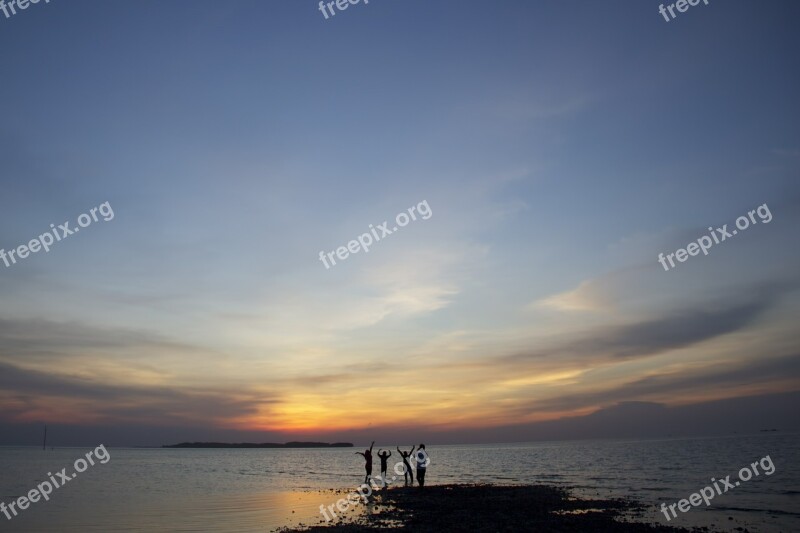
1,0 -> 799,446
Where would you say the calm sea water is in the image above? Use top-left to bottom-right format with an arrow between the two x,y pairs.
0,432 -> 797,532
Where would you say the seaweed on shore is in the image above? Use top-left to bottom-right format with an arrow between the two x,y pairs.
282,484 -> 708,532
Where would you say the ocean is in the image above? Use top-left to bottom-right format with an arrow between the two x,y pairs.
0,432 -> 797,532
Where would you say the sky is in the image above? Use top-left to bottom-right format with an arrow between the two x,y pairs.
0,0 -> 799,447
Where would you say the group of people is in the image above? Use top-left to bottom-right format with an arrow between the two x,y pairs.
355,441 -> 430,487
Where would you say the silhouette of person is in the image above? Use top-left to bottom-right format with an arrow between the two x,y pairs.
397,445 -> 415,485
355,441 -> 375,484
377,449 -> 392,481
415,444 -> 429,488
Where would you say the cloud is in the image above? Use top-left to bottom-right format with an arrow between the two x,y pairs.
533,279 -> 611,312
525,353 -> 800,414
0,316 -> 212,359
0,318 -> 281,428
0,360 -> 277,427
518,282 -> 792,364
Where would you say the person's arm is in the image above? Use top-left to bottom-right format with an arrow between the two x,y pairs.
410,446 -> 415,455
370,441 -> 375,453
396,446 -> 402,455
355,452 -> 365,458
387,451 -> 392,458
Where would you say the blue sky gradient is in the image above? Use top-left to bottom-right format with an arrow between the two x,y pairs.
1,0 -> 798,445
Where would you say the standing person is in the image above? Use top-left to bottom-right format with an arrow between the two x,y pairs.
376,449 -> 392,483
415,444 -> 429,487
355,441 -> 375,485
397,445 -> 415,485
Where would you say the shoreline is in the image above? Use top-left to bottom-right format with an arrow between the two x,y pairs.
162,442 -> 354,449
279,483 -> 703,532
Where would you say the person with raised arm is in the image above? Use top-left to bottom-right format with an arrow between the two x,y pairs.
354,441 -> 375,484
376,448 -> 392,484
396,445 -> 415,485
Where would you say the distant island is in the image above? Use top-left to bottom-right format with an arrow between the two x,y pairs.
162,441 -> 353,449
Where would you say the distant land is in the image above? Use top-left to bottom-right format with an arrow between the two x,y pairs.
162,441 -> 353,449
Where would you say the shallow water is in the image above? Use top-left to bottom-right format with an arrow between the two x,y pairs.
1,432 -> 797,531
